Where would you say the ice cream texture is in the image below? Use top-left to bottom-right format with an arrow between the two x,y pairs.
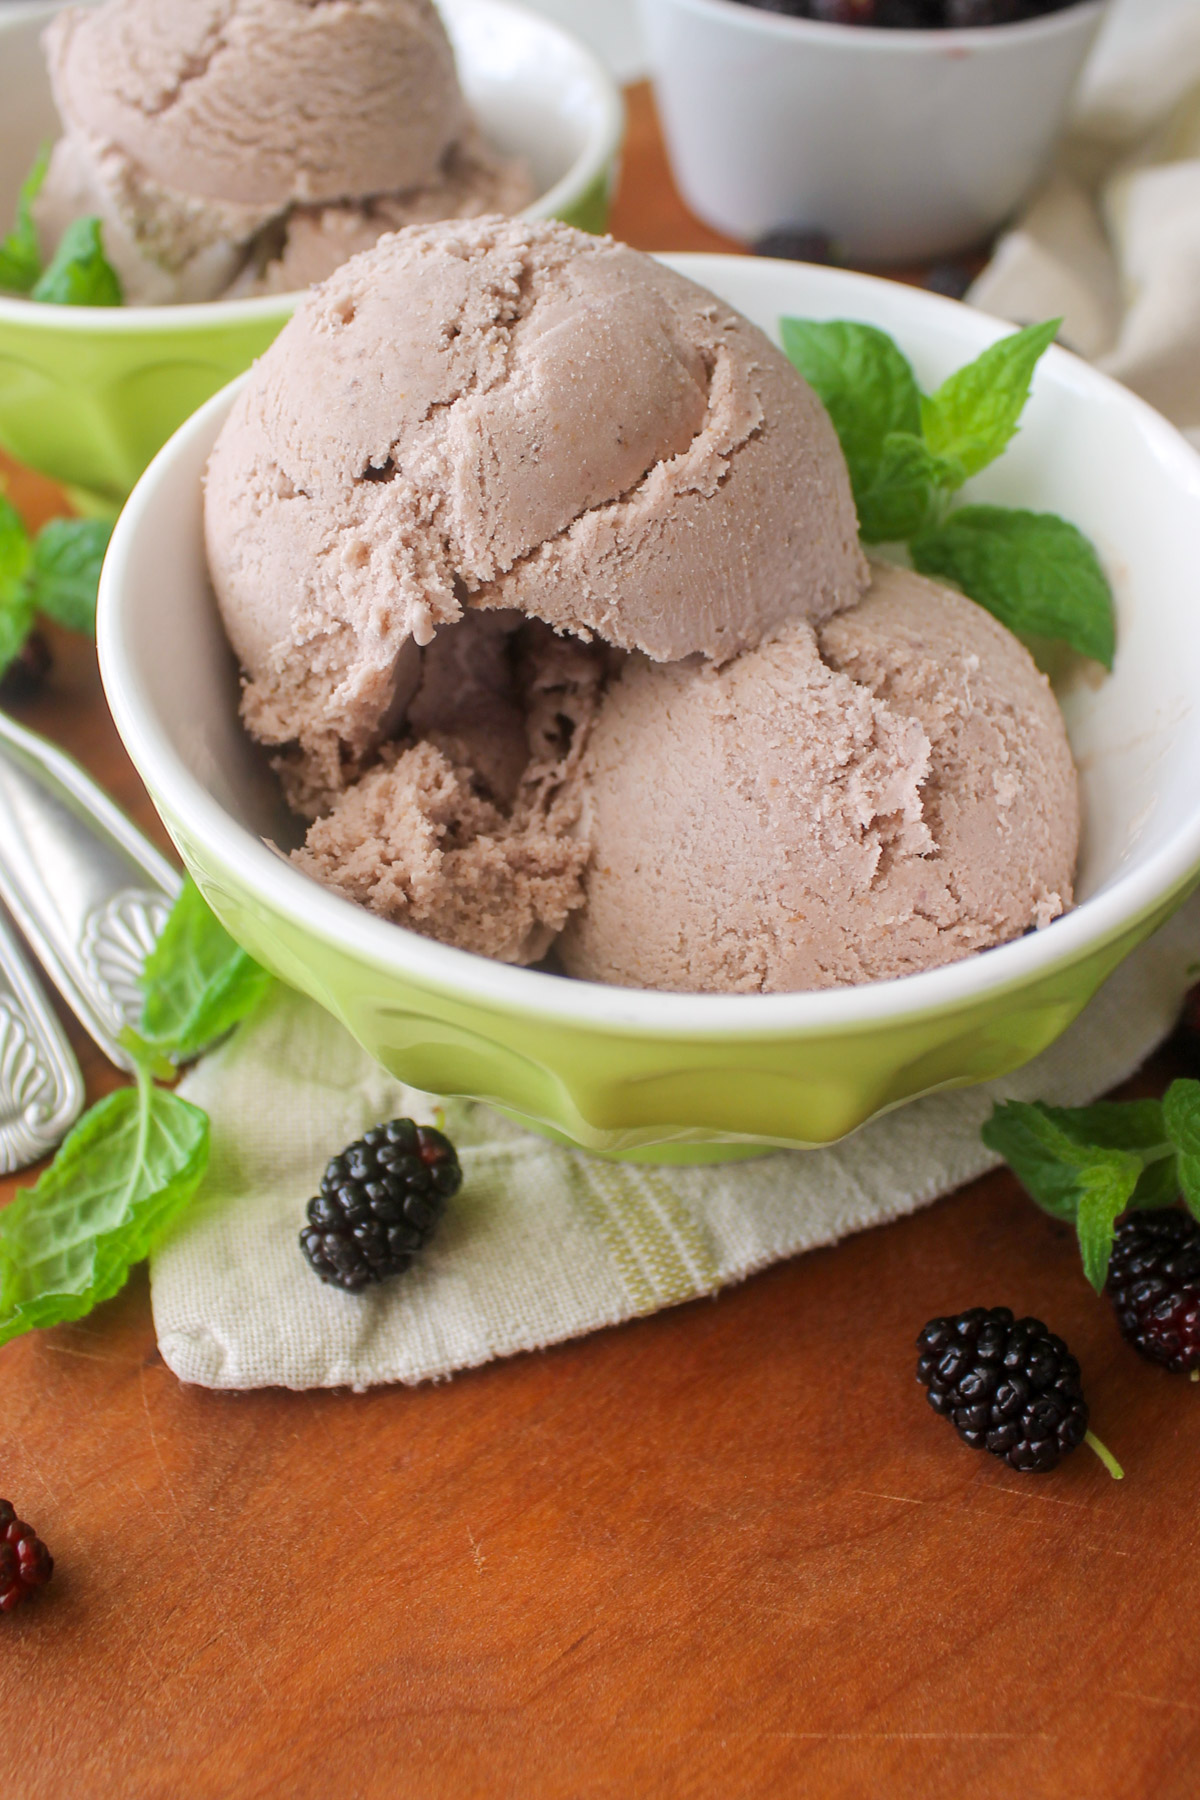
292,617 -> 610,963
205,216 -> 869,815
558,564 -> 1079,992
203,219 -> 1079,991
33,0 -> 532,305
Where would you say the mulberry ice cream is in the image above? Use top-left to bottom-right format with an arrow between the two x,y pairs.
33,0 -> 532,304
203,219 -> 1080,990
558,565 -> 1079,992
205,216 -> 868,815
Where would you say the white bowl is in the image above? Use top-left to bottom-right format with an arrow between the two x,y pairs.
638,0 -> 1109,261
98,257 -> 1200,1159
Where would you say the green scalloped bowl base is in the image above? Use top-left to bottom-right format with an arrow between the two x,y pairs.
161,817 -> 1200,1163
496,1110 -> 780,1164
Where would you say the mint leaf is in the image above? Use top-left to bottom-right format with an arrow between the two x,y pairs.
0,882 -> 269,1348
0,492 -> 31,600
31,217 -> 123,307
139,876 -> 273,1061
855,432 -> 959,544
911,506 -> 1116,668
920,319 -> 1060,481
982,1099 -> 1171,1290
0,585 -> 35,681
1124,1155 -> 1183,1213
0,1066 -> 209,1346
780,319 -> 923,488
1163,1079 -> 1200,1222
1034,1097 -> 1166,1153
0,492 -> 34,678
1072,1154 -> 1146,1293
983,1100 -> 1141,1218
27,517 -> 112,634
778,321 -> 967,542
0,146 -> 48,295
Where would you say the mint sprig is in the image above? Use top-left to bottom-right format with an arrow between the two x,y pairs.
0,146 -> 49,295
25,517 -> 112,635
1163,1082 -> 1200,1214
0,881 -> 273,1347
0,148 -> 123,305
780,315 -> 1115,666
982,1082 -> 1200,1292
0,492 -> 112,679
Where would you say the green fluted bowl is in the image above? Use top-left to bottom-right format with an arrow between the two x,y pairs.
98,257 -> 1200,1162
0,0 -> 623,514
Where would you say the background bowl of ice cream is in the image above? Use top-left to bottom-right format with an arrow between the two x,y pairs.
98,254 -> 1200,1162
639,0 -> 1108,260
0,0 -> 623,513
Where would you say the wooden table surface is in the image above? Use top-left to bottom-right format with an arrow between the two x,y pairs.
3,84 -> 1200,1800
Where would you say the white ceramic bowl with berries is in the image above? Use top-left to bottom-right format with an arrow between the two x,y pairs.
638,0 -> 1109,260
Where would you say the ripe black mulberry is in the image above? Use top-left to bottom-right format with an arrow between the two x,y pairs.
917,1305 -> 1088,1472
300,1118 -> 462,1292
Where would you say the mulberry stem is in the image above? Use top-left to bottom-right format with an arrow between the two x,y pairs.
1085,1430 -> 1124,1480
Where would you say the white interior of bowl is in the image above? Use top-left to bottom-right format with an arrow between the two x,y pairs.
98,257 -> 1200,1036
0,0 -> 621,328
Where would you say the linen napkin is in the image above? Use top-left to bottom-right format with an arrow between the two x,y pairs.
150,893 -> 1199,1390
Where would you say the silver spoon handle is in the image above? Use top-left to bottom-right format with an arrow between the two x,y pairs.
0,904 -> 84,1175
0,711 -> 181,1071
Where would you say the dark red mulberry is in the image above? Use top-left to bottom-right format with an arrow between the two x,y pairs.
0,1500 -> 54,1612
1107,1210 -> 1200,1373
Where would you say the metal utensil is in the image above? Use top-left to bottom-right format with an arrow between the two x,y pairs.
0,904 -> 84,1175
0,711 -> 181,1072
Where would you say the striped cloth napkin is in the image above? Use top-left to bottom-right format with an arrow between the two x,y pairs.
149,895 -> 1199,1389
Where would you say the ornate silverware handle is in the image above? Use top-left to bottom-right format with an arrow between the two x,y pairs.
0,906 -> 84,1175
0,711 -> 182,1072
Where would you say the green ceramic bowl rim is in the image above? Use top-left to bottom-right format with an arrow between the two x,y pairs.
0,0 -> 624,335
98,254 -> 1200,1045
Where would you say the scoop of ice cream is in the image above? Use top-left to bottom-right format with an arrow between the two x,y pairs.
291,618 -> 609,963
43,0 -> 462,210
557,565 -> 1079,993
205,216 -> 868,814
32,0 -> 523,304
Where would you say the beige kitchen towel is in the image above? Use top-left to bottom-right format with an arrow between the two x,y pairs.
148,892 -> 1199,1390
971,0 -> 1200,439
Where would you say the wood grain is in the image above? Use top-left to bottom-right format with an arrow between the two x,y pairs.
3,81 -> 1200,1800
